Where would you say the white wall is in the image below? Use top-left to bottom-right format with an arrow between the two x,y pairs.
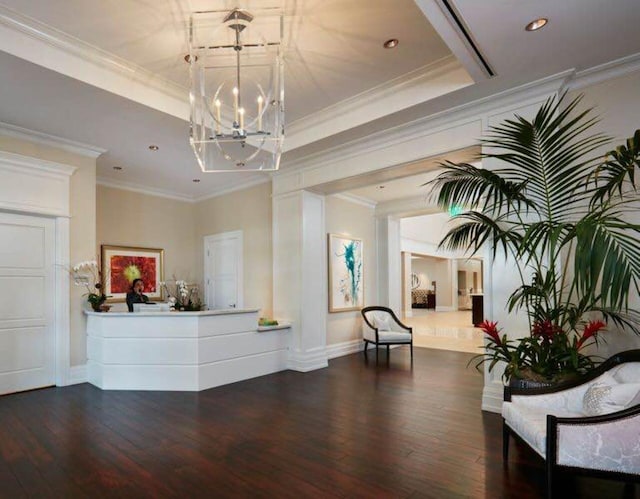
325,195 -> 377,345
568,70 -> 640,355
401,212 -> 455,247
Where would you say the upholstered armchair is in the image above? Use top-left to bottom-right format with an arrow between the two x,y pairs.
502,350 -> 640,497
360,306 -> 413,360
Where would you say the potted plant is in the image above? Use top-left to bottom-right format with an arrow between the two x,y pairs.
428,93 -> 640,385
72,260 -> 111,312
160,279 -> 203,311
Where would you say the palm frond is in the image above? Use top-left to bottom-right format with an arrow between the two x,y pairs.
482,94 -> 609,221
592,129 -> 640,204
574,212 -> 640,310
437,211 -> 521,259
426,161 -> 534,216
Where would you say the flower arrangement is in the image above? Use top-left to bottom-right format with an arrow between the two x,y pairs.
160,279 -> 202,311
72,260 -> 110,312
475,319 -> 606,383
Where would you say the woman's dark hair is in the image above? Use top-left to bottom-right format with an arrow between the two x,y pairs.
131,278 -> 144,291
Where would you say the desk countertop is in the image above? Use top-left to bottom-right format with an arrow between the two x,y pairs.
84,308 -> 260,317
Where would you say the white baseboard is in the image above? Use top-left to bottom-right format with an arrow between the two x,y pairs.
326,339 -> 365,359
69,364 -> 88,385
287,347 -> 329,372
482,381 -> 504,413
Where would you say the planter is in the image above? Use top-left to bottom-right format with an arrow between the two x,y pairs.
89,295 -> 108,312
508,377 -> 555,390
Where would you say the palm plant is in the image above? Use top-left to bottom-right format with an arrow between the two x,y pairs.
428,93 -> 640,381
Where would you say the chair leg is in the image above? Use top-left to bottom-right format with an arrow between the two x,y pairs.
502,419 -> 510,462
410,341 -> 413,361
375,344 -> 379,363
363,341 -> 368,357
546,458 -> 554,499
386,344 -> 390,358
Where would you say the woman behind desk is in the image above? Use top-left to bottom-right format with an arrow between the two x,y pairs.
126,278 -> 149,312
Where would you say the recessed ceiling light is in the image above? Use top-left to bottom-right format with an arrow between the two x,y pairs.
184,54 -> 198,63
148,145 -> 159,151
525,18 -> 548,31
383,39 -> 399,49
192,179 -> 201,183
113,166 -> 122,170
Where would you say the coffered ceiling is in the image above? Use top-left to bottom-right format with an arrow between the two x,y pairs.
0,0 -> 639,200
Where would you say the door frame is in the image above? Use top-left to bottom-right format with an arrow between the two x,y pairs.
0,151 -> 75,388
203,230 -> 244,310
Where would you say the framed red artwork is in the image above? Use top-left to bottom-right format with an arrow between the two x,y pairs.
101,245 -> 164,302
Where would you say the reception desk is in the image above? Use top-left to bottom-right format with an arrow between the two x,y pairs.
85,309 -> 290,391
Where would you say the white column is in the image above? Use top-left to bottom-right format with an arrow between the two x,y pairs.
481,99 -> 553,412
273,190 -> 328,372
376,215 -> 402,314
55,216 -> 71,386
402,251 -> 412,318
451,259 -> 459,311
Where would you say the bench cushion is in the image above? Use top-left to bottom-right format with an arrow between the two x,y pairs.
502,402 -> 582,457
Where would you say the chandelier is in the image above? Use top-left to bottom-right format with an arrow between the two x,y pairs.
188,7 -> 284,172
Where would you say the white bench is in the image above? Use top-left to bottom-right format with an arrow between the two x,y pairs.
502,350 -> 640,497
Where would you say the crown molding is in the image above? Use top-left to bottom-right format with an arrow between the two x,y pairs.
0,5 -> 189,119
0,150 -> 77,177
331,193 -> 377,209
193,176 -> 272,203
96,177 -> 195,203
97,174 -> 272,204
278,69 -> 573,183
284,56 -> 473,152
566,52 -> 640,91
0,121 -> 106,158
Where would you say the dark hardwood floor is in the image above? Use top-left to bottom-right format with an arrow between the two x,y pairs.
0,347 -> 636,498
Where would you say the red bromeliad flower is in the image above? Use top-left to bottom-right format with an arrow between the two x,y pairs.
479,320 -> 501,345
532,320 -> 561,341
576,320 -> 606,349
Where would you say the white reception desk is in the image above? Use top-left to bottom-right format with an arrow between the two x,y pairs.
85,309 -> 290,391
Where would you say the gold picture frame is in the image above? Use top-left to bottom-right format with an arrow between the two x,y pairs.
101,245 -> 164,302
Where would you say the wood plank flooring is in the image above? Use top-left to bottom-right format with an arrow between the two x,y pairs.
0,347 -> 636,498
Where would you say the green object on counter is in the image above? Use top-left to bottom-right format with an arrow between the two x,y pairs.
259,317 -> 279,326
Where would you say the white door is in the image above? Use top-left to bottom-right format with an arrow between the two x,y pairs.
0,212 -> 55,395
204,231 -> 243,310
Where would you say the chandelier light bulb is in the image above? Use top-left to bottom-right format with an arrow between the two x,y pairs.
238,107 -> 245,130
257,96 -> 264,131
232,87 -> 239,123
214,99 -> 222,134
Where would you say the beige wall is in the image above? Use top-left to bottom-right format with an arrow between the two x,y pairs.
96,185 -> 197,302
411,256 -> 452,308
568,70 -> 640,355
325,195 -> 377,345
0,135 -> 96,366
195,182 -> 273,316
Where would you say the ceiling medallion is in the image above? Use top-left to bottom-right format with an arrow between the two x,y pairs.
525,18 -> 548,31
188,7 -> 284,172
